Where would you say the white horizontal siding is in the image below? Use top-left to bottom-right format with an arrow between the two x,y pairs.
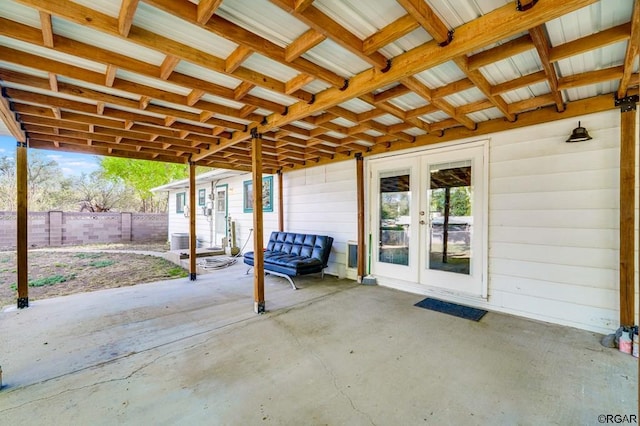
284,161 -> 357,278
486,109 -> 637,333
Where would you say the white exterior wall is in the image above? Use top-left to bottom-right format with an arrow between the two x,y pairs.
486,109 -> 638,333
162,109 -> 638,333
282,161 -> 358,277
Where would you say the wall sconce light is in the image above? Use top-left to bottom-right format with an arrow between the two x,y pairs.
566,121 -> 592,143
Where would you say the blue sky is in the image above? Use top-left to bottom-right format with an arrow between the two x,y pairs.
0,135 -> 100,177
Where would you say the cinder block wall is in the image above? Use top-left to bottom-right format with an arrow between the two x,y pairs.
0,211 -> 167,249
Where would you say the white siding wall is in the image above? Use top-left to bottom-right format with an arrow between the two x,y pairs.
162,109 -> 638,333
487,109 -> 637,333
283,161 -> 358,277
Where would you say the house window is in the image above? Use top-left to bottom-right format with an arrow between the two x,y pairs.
176,192 -> 185,214
198,189 -> 206,206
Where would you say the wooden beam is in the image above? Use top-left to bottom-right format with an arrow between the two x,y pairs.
252,134 -> 265,313
0,91 -> 27,142
16,142 -> 28,308
618,1 -> 640,98
363,14 -> 419,55
396,0 -> 450,44
294,0 -> 314,12
189,161 -> 197,280
225,46 -> 254,73
104,64 -> 117,87
467,34 -> 534,71
619,104 -> 637,326
529,26 -> 564,112
285,73 -> 314,95
159,54 -> 180,80
39,11 -> 54,47
356,154 -> 365,281
196,0 -> 223,24
549,22 -> 632,63
285,29 -> 325,62
118,0 -> 140,37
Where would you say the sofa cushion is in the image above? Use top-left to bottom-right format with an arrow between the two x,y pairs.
244,231 -> 333,277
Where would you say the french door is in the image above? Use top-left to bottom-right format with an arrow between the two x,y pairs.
370,143 -> 487,298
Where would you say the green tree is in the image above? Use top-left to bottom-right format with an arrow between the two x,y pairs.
430,187 -> 471,217
100,158 -> 190,212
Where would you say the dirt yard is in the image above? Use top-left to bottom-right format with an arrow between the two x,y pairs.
0,243 -> 187,308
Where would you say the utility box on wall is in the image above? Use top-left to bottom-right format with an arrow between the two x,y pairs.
346,240 -> 358,280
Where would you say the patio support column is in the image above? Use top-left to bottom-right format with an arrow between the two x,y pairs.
356,154 -> 366,282
16,140 -> 28,308
617,95 -> 638,327
277,170 -> 284,232
251,129 -> 265,313
188,161 -> 197,281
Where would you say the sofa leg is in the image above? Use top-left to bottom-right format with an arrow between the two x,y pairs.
265,271 -> 298,290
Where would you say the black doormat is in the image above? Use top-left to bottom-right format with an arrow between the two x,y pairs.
414,297 -> 487,321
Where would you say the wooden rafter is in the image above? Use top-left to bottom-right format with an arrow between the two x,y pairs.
528,25 -> 565,112
118,0 -> 140,37
617,0 -> 640,98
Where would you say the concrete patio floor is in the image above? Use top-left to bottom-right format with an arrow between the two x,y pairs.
0,260 -> 636,425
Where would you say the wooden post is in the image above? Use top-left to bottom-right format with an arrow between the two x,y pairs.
617,96 -> 638,327
251,130 -> 265,313
356,154 -> 366,282
16,141 -> 28,308
277,170 -> 284,232
188,161 -> 197,281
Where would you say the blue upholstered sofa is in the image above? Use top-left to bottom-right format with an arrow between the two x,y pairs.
243,231 -> 334,289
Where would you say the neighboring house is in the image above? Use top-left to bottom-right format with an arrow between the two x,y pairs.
154,109 -> 638,335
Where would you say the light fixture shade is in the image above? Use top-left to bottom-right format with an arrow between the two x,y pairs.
566,121 -> 592,143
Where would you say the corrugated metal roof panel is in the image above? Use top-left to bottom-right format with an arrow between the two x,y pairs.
443,87 -> 486,107
480,50 -> 542,85
405,127 -> 427,137
313,0 -> 407,39
414,61 -> 466,88
56,75 -> 141,101
134,2 -> 238,59
3,80 -> 97,105
173,62 -> 241,89
115,69 -> 192,96
1,0 -> 41,27
248,87 -> 297,107
389,92 -> 428,111
0,119 -> 10,137
379,27 -> 431,58
467,107 -> 503,122
331,117 -> 357,127
0,35 -> 107,73
304,39 -> 371,78
241,53 -> 299,82
200,93 -> 246,110
420,111 -> 450,123
374,114 -> 403,126
545,0 -> 633,46
217,0 -> 309,47
105,104 -> 164,119
70,0 -> 119,17
302,79 -> 331,94
555,42 -> 627,79
150,99 -> 201,115
563,81 -> 619,102
53,18 -> 166,67
338,98 -> 375,114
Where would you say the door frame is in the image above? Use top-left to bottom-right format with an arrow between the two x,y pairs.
214,183 -> 228,246
367,140 -> 489,300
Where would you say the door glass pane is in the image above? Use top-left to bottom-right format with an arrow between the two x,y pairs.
379,172 -> 410,266
428,161 -> 472,275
